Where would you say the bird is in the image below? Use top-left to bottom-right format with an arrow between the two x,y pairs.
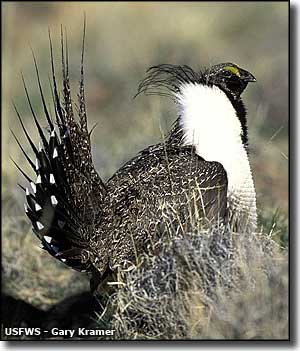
13,27 -> 257,293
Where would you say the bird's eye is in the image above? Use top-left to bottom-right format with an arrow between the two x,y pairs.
223,66 -> 241,77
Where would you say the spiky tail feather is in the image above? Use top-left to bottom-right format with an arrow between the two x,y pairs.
13,21 -> 106,272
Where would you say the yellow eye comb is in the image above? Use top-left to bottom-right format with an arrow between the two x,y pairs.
224,65 -> 241,77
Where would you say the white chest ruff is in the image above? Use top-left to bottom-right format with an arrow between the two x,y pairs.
176,83 -> 257,232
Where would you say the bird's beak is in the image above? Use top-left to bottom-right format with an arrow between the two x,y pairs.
241,69 -> 256,82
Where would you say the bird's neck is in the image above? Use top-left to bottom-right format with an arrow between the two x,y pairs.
169,83 -> 257,232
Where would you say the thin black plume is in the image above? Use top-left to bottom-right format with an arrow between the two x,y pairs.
31,47 -> 54,131
21,73 -> 49,152
13,102 -> 39,157
48,28 -> 65,128
10,129 -> 35,171
135,64 -> 202,99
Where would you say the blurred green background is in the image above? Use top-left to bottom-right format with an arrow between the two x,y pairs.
2,2 -> 288,308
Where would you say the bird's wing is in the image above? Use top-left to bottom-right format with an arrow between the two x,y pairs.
99,144 -> 228,270
13,26 -> 106,272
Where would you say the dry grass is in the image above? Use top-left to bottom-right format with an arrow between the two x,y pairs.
108,225 -> 288,340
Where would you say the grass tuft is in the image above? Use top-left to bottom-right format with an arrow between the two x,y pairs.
107,225 -> 288,340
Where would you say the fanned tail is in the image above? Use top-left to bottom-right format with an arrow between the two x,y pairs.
13,21 -> 106,272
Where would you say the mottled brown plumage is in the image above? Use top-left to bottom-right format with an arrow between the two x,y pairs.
91,143 -> 227,276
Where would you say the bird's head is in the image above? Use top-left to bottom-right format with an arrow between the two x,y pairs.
204,62 -> 256,100
136,62 -> 256,148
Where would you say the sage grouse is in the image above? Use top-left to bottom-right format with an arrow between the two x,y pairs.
15,30 -> 257,291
